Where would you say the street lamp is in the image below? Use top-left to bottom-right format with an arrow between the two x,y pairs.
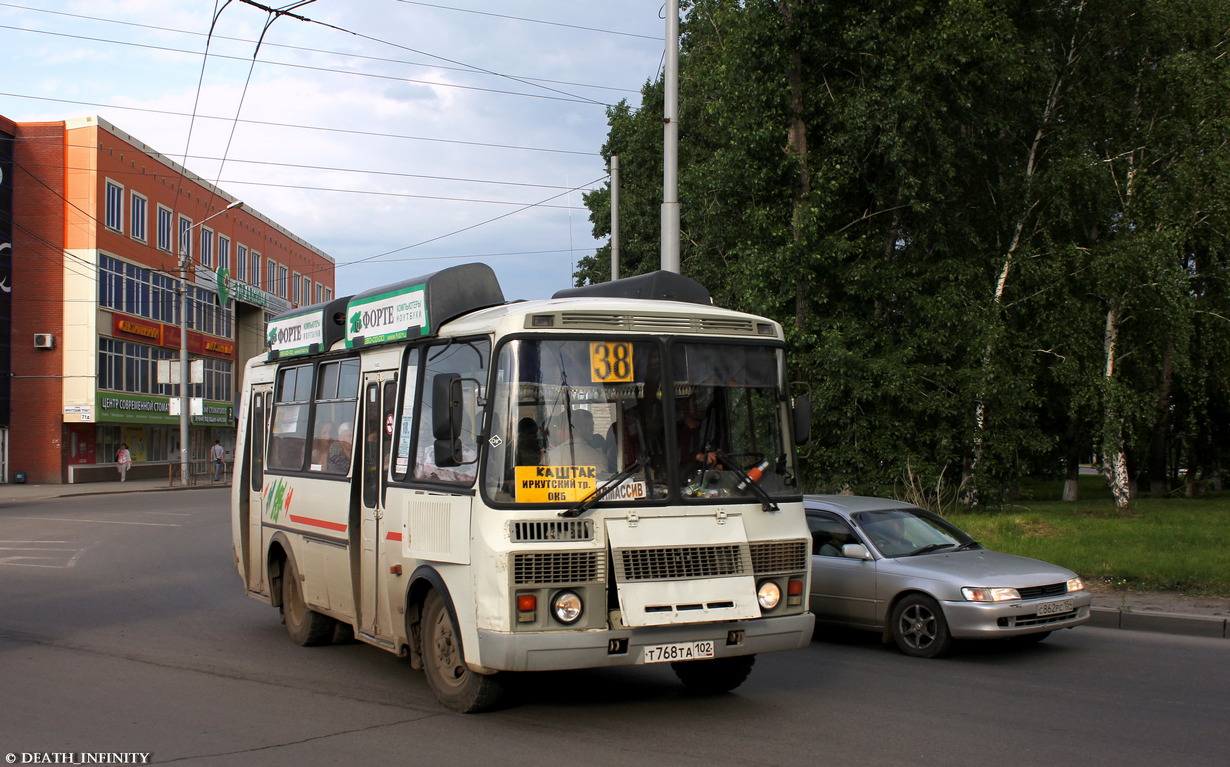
178,199 -> 243,486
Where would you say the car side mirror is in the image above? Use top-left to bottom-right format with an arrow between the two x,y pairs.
841,543 -> 871,560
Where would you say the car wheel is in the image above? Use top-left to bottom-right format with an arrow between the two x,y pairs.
890,594 -> 952,658
671,655 -> 755,694
421,590 -> 505,713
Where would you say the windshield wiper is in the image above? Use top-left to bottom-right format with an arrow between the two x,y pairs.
953,540 -> 980,552
715,450 -> 779,512
906,542 -> 957,557
559,458 -> 647,518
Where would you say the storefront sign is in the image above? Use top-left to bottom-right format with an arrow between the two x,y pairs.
96,392 -> 235,426
113,315 -> 163,342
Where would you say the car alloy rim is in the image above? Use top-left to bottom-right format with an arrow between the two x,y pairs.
900,604 -> 937,649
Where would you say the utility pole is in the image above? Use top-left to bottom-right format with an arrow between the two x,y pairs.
661,0 -> 681,273
610,155 -> 621,281
178,200 -> 243,486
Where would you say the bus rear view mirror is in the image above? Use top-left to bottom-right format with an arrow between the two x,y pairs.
433,373 -> 462,441
793,392 -> 812,447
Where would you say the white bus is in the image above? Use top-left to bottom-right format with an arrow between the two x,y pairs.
231,264 -> 814,712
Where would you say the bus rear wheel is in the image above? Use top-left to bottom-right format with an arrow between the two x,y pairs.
671,655 -> 755,694
281,557 -> 335,647
421,590 -> 504,713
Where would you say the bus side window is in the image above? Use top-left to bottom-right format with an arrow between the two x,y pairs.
413,339 -> 489,484
268,365 -> 313,471
392,348 -> 421,482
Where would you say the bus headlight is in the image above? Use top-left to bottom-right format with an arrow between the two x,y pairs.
551,590 -> 583,624
757,580 -> 782,610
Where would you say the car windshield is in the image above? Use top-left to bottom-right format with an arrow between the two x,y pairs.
482,338 -> 797,507
853,508 -> 974,558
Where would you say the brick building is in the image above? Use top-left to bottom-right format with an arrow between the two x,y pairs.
0,115 -> 335,483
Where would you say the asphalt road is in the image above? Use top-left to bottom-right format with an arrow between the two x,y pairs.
1,489 -> 1226,766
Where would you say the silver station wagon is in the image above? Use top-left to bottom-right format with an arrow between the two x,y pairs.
806,495 -> 1092,657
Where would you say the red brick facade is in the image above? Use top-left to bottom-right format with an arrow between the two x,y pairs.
2,116 -> 335,483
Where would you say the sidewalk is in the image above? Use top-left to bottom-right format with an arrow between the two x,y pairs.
0,476 -> 229,502
1,478 -> 1225,640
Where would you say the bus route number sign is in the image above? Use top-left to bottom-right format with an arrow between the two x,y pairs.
590,341 -> 633,383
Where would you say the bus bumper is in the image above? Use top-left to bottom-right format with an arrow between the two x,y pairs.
474,612 -> 815,672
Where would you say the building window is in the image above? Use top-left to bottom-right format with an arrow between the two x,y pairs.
178,215 -> 193,259
157,205 -> 173,251
98,338 -> 177,396
105,180 -> 124,232
100,255 -> 182,324
236,244 -> 248,282
200,227 -> 214,269
202,358 -> 234,402
218,235 -> 230,275
130,192 -> 147,242
324,287 -> 332,302
251,252 -> 262,289
292,272 -> 302,305
267,260 -> 277,295
315,282 -> 322,304
277,265 -> 288,298
302,275 -> 312,306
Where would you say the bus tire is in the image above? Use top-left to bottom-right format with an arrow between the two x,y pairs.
421,589 -> 504,713
671,654 -> 755,694
281,556 -> 335,647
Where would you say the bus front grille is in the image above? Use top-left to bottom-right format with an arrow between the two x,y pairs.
509,519 -> 594,543
750,539 -> 809,575
512,550 -> 605,585
614,544 -> 751,582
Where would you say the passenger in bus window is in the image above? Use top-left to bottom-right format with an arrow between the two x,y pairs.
311,421 -> 334,470
328,421 -> 353,474
515,417 -> 543,466
545,409 -> 607,472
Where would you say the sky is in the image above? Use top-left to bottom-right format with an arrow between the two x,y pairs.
0,0 -> 667,302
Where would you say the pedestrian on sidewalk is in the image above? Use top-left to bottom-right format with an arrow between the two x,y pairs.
211,440 -> 226,482
116,443 -> 132,482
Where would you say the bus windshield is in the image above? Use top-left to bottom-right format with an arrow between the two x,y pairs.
482,338 -> 797,506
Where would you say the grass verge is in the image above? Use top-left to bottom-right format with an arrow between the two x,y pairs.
946,480 -> 1230,596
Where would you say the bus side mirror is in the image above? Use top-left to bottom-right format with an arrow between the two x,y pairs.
793,393 -> 812,446
432,373 -> 462,466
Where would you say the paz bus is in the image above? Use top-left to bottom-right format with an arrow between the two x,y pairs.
230,263 -> 814,712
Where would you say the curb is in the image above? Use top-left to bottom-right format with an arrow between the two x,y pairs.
1090,606 -> 1227,639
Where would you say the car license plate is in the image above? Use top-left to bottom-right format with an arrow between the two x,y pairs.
1035,598 -> 1074,616
642,640 -> 716,664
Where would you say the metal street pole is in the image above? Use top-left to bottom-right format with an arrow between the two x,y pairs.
661,0 -> 680,274
178,199 -> 243,486
610,155 -> 620,282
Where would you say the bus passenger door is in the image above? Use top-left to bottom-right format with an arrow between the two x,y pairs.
359,374 -> 398,640
246,385 -> 273,593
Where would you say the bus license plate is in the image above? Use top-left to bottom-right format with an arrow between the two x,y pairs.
1035,599 -> 1073,616
642,640 -> 716,664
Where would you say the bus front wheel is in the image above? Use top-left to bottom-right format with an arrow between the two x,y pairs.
421,590 -> 504,713
280,557 -> 335,647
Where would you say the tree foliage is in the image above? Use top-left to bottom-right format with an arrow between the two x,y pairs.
579,0 -> 1230,506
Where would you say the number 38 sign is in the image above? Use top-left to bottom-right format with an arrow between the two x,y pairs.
590,341 -> 634,383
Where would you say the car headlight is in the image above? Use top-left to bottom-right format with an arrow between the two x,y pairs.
1066,576 -> 1085,593
757,580 -> 782,610
962,587 -> 1021,602
551,590 -> 583,624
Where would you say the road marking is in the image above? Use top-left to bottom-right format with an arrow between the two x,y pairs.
16,516 -> 181,527
0,540 -> 95,568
